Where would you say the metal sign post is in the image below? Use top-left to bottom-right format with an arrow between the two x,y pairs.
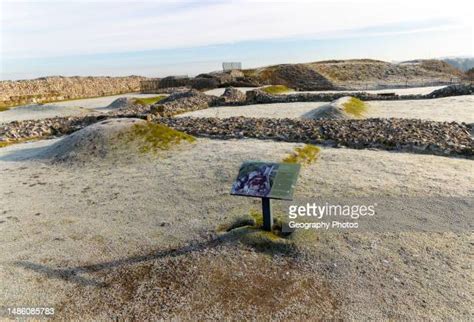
230,161 -> 300,232
261,197 -> 272,231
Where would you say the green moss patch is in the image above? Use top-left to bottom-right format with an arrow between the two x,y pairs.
0,106 -> 10,112
342,97 -> 367,118
133,96 -> 166,106
261,85 -> 292,94
124,122 -> 195,154
219,209 -> 293,239
283,144 -> 320,164
0,137 -> 39,148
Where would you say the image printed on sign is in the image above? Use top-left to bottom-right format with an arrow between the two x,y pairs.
230,161 -> 300,200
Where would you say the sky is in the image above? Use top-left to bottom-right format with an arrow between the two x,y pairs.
0,0 -> 472,80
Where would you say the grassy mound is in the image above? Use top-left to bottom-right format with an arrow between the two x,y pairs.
38,118 -> 195,163
283,144 -> 320,164
217,209 -> 294,251
124,122 -> 195,154
342,97 -> 367,118
261,85 -> 292,94
133,96 -> 166,106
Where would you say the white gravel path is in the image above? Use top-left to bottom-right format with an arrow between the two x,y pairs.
0,93 -> 158,123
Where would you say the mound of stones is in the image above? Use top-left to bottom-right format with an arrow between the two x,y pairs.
38,118 -> 145,163
217,87 -> 246,104
150,89 -> 218,117
105,97 -> 136,109
426,84 -> 474,98
303,97 -> 352,120
158,116 -> 473,157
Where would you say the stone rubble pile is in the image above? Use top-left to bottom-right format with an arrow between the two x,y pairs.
426,84 -> 474,98
0,76 -> 145,108
0,115 -> 110,141
215,87 -> 247,105
150,89 -> 218,117
158,116 -> 473,157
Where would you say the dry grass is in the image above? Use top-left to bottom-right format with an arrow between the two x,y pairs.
123,122 -> 195,154
0,137 -> 40,148
342,97 -> 367,118
57,244 -> 339,320
133,96 -> 166,106
283,144 -> 321,164
261,85 -> 292,94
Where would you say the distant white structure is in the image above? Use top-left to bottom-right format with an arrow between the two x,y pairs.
222,62 -> 242,71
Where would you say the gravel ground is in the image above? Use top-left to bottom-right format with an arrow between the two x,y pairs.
0,137 -> 472,319
180,95 -> 474,123
0,93 -> 158,123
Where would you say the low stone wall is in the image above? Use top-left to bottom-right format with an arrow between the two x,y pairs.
158,117 -> 473,157
150,90 -> 218,117
243,84 -> 474,105
0,76 -> 146,108
1,114 -> 472,157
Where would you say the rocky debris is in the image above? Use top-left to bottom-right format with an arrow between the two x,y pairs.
425,84 -> 474,98
140,70 -> 258,92
0,115 -> 111,141
2,112 -> 473,157
250,64 -> 335,90
190,76 -> 220,90
158,116 -> 473,157
242,59 -> 463,91
0,76 -> 145,108
140,84 -> 189,94
243,86 -> 473,105
218,87 -> 246,104
105,97 -> 136,109
150,90 -> 219,117
243,89 -> 398,105
38,118 -> 146,163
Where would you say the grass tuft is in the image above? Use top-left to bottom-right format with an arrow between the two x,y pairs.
133,96 -> 166,106
0,138 -> 40,148
124,122 -> 195,154
342,97 -> 367,118
261,85 -> 292,94
283,144 -> 320,164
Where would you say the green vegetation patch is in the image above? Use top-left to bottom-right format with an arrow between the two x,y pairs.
124,122 -> 195,154
0,106 -> 10,112
0,137 -> 39,148
133,95 -> 166,106
261,85 -> 292,95
342,97 -> 367,118
219,209 -> 292,239
283,144 -> 321,165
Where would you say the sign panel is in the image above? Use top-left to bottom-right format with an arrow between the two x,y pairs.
230,161 -> 300,200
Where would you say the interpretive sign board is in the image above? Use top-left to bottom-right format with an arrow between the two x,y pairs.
230,161 -> 300,200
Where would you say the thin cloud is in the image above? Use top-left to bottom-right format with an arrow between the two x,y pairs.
1,0 -> 472,59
